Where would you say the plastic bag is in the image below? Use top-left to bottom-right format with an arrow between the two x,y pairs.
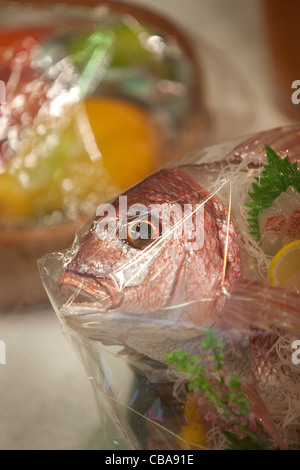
39,125 -> 300,450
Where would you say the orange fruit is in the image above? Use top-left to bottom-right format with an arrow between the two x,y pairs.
84,97 -> 161,189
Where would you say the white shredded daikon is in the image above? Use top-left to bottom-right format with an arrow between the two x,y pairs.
202,153 -> 273,283
257,330 -> 300,449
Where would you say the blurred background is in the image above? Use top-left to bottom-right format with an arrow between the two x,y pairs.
0,0 -> 299,450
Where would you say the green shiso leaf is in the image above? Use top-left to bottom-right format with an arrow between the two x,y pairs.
246,145 -> 300,240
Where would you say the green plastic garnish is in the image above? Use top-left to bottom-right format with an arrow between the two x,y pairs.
246,145 -> 300,240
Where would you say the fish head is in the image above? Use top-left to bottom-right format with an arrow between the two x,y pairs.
58,167 -> 242,337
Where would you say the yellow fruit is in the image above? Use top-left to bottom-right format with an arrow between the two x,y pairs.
268,240 -> 300,292
0,97 -> 162,225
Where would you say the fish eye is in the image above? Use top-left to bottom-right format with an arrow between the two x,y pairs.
126,216 -> 161,249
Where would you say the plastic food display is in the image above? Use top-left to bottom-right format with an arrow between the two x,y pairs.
40,125 -> 300,450
0,1 -> 212,308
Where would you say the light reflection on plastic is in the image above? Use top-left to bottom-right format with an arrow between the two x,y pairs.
146,35 -> 166,56
102,355 -> 114,392
49,87 -> 80,117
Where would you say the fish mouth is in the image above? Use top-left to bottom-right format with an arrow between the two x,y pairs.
58,270 -> 123,312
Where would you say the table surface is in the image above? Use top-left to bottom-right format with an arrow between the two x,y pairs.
0,0 -> 296,450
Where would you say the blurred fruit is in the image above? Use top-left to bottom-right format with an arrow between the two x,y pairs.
84,97 -> 160,188
0,97 -> 161,226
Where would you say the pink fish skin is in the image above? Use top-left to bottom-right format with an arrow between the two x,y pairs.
227,125 -> 300,164
59,167 -> 242,331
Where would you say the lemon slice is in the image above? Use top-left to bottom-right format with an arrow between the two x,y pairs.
268,240 -> 300,292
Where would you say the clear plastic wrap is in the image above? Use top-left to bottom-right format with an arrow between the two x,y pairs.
1,1 -> 262,310
0,0 -> 211,227
0,1 -> 213,308
39,125 -> 300,450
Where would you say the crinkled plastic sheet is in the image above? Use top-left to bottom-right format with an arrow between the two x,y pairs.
39,125 -> 300,450
0,0 -> 207,219
1,0 -> 220,309
0,0 -> 259,230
